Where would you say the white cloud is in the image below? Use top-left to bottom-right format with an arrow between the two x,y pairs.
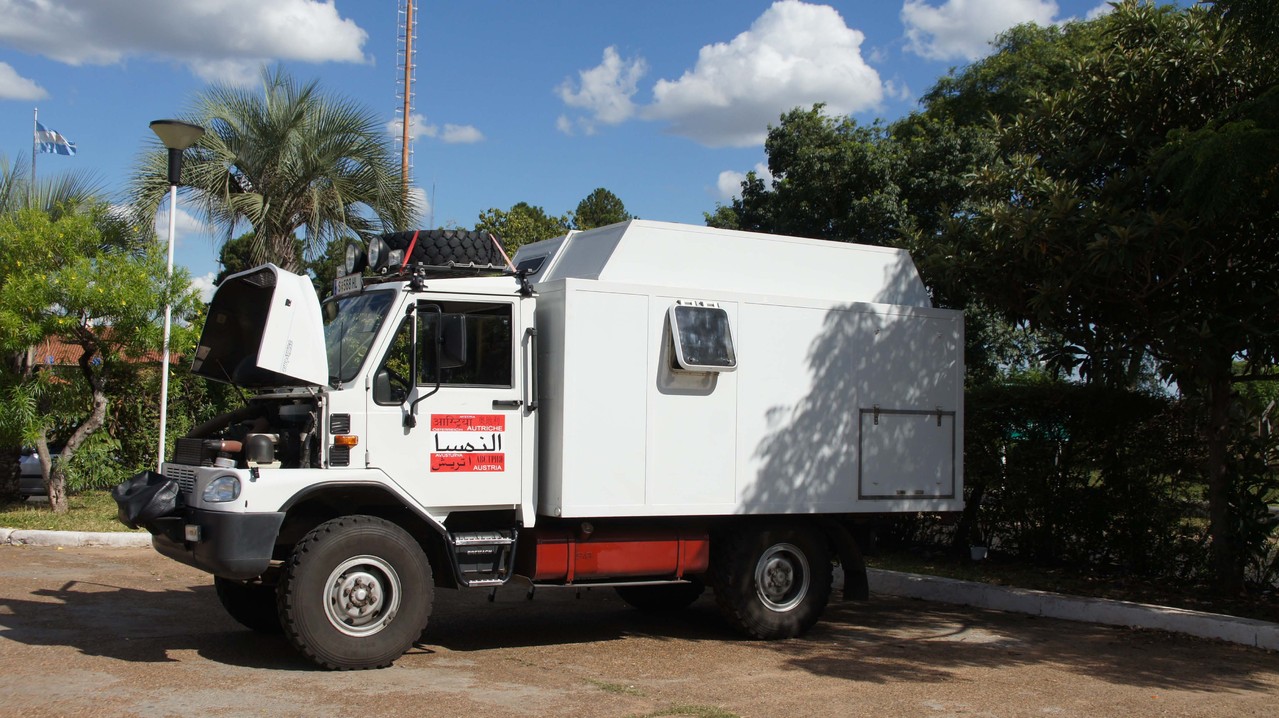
154,204 -> 208,245
387,113 -> 430,141
0,0 -> 368,84
902,0 -> 1060,61
407,186 -> 431,226
387,113 -> 484,145
556,46 -> 648,134
716,163 -> 774,201
190,272 -> 218,303
185,58 -> 263,87
884,79 -> 914,103
644,1 -> 883,147
1086,2 -> 1115,20
439,124 -> 484,144
0,62 -> 47,100
556,3 -> 886,147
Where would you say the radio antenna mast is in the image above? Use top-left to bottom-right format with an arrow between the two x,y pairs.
396,0 -> 417,215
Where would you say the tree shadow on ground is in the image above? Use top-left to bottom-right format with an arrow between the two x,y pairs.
420,584 -> 737,652
2,569 -> 1276,691
0,574 -> 737,667
768,596 -> 1279,693
0,579 -> 312,670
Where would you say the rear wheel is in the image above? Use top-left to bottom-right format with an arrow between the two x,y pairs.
615,580 -> 705,612
278,515 -> 433,670
214,576 -> 281,634
708,525 -> 832,639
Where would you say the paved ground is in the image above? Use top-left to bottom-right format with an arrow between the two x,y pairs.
1,545 -> 1277,718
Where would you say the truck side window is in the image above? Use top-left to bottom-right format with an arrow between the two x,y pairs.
372,318 -> 415,405
416,302 -> 513,388
668,303 -> 737,372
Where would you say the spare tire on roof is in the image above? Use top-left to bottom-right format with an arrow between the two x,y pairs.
378,229 -> 507,268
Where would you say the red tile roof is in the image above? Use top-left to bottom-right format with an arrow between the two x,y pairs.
30,335 -> 179,367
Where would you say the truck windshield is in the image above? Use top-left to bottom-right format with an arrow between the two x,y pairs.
324,290 -> 396,385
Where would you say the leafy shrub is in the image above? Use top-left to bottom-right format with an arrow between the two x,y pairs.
893,381 -> 1279,587
60,430 -> 129,492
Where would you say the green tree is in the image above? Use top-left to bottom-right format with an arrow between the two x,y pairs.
475,202 -> 571,255
707,107 -> 906,246
214,232 -> 266,285
0,208 -> 201,512
949,0 -> 1279,592
922,21 -> 1105,127
0,153 -> 116,501
572,188 -> 633,230
216,230 -> 347,299
131,65 -> 412,273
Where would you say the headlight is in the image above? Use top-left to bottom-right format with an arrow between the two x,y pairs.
202,475 -> 241,503
343,242 -> 367,275
368,237 -> 389,271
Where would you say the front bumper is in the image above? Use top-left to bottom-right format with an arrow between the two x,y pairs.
150,508 -> 285,580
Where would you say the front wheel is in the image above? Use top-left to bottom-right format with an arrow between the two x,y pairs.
708,525 -> 832,639
278,515 -> 433,670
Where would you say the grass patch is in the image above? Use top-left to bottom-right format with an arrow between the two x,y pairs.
587,679 -> 645,696
0,490 -> 139,533
627,706 -> 739,718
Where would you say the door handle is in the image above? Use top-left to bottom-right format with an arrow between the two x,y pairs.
492,399 -> 523,410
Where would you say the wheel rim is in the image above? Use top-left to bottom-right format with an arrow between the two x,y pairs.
754,543 -> 810,612
323,555 -> 401,637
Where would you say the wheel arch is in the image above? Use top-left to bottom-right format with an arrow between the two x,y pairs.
275,483 -> 456,589
707,516 -> 836,639
813,517 -> 869,601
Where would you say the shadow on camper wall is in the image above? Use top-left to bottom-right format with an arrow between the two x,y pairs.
746,259 -> 961,511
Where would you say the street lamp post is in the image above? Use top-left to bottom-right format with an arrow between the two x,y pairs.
149,119 -> 205,473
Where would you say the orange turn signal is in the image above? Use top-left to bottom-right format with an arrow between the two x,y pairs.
333,435 -> 359,447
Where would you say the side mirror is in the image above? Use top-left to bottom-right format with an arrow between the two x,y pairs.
373,368 -> 408,405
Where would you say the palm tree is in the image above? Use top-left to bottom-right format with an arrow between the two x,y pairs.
131,65 -> 413,272
0,152 -> 106,219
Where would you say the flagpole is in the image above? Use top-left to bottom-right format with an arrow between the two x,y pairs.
31,107 -> 37,201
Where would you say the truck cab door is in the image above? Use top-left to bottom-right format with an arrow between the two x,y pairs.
363,297 -> 528,516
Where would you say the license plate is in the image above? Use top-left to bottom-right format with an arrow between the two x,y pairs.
333,272 -> 362,297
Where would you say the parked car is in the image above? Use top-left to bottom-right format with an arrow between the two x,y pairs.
18,449 -> 57,500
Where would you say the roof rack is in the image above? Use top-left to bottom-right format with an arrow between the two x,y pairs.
362,260 -> 531,294
365,260 -> 507,282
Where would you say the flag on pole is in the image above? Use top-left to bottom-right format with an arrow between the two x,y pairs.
34,121 -> 76,156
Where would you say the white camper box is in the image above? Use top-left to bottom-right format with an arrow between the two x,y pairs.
513,220 -> 964,520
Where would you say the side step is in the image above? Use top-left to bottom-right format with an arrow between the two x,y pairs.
446,529 -> 518,587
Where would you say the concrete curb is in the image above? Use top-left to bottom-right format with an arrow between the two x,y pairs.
0,527 -> 151,548
868,568 -> 1279,652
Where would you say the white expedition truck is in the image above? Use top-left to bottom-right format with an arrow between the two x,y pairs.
113,219 -> 964,670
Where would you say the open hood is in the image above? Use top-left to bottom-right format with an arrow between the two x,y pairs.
191,264 -> 328,387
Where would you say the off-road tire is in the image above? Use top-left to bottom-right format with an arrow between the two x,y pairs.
615,580 -> 706,612
278,515 -> 433,670
214,576 -> 282,634
378,229 -> 507,267
708,525 -> 832,639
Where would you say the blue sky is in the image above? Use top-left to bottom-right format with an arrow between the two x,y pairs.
0,0 -> 1109,297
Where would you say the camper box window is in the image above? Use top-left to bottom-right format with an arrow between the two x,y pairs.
668,303 -> 737,372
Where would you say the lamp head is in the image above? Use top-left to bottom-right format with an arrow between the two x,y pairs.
149,120 -> 205,150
